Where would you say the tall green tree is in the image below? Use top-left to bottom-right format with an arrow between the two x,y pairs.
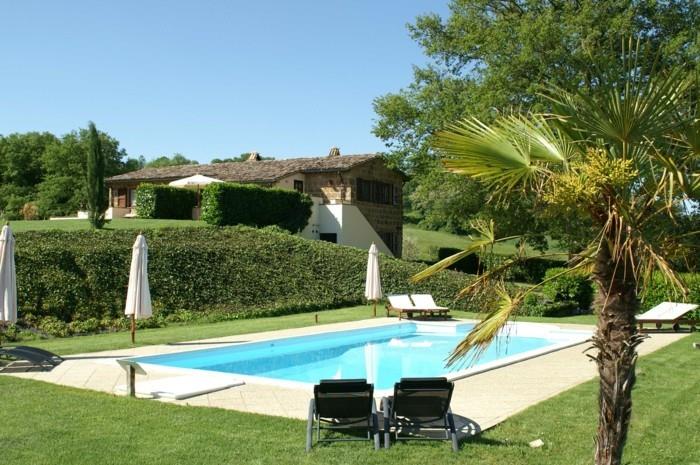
0,132 -> 58,219
86,122 -> 107,228
145,153 -> 198,168
38,129 -> 136,217
415,44 -> 699,465
374,0 -> 700,174
0,128 -> 137,219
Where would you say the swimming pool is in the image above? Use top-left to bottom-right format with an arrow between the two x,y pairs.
132,321 -> 590,390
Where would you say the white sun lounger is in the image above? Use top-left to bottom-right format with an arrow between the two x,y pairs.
386,294 -> 450,320
636,302 -> 698,332
410,294 -> 451,319
411,294 -> 449,311
386,295 -> 420,320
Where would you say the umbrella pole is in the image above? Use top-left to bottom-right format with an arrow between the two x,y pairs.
130,315 -> 135,344
372,300 -> 377,317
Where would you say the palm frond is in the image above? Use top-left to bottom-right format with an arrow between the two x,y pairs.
455,251 -> 571,299
433,114 -> 571,194
411,219 -> 518,283
544,59 -> 690,159
634,234 -> 688,300
446,286 -> 521,367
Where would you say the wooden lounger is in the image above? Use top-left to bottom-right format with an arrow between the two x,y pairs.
410,294 -> 451,319
386,295 -> 419,320
636,302 -> 698,332
386,295 -> 450,320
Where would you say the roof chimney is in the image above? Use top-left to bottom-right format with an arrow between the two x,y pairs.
328,147 -> 340,157
247,151 -> 261,161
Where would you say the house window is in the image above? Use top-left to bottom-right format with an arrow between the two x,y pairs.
357,178 -> 393,205
293,180 -> 304,193
319,233 -> 337,243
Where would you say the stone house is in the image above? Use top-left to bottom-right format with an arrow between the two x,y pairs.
105,148 -> 404,257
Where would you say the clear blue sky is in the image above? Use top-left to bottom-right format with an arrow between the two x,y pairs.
0,1 -> 448,163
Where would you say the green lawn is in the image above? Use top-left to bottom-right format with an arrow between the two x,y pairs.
403,224 -> 564,262
15,305 -> 597,356
9,218 -> 205,233
1,331 -> 697,465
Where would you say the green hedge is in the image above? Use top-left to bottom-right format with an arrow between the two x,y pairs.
13,227 -> 481,331
519,268 -> 594,317
641,272 -> 700,318
541,267 -> 594,311
201,183 -> 312,232
135,184 -> 197,219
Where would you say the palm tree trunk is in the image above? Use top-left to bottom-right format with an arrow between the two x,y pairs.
591,242 -> 644,465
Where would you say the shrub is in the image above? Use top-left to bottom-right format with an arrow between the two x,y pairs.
14,226 -> 478,332
437,247 -> 483,274
542,267 -> 594,311
509,257 -> 567,283
135,184 -> 197,219
21,202 -> 40,220
1,324 -> 20,342
68,318 -> 101,334
38,316 -> 70,337
641,272 -> 700,318
201,183 -> 312,232
519,293 -> 580,317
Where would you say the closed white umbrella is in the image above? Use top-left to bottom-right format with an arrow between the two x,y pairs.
364,243 -> 382,317
124,234 -> 152,344
0,224 -> 17,344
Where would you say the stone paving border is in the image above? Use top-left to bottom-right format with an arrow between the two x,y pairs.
3,318 -> 688,434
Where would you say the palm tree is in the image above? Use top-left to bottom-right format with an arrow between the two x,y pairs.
414,43 -> 699,465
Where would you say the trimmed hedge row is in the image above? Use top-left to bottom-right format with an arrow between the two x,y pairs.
642,272 -> 700,318
135,184 -> 196,219
520,268 -> 594,317
14,226 -> 482,327
201,183 -> 312,233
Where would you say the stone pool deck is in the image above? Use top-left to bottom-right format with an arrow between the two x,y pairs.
3,318 -> 689,434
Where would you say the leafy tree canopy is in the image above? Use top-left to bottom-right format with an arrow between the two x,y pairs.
144,153 -> 198,168
373,0 -> 700,174
0,128 -> 139,219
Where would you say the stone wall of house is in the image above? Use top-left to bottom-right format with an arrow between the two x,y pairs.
302,158 -> 403,257
275,173 -> 307,193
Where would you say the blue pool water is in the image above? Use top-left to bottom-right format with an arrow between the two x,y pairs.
134,323 -> 575,390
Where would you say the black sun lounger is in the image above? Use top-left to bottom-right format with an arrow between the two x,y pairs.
306,379 -> 380,451
0,346 -> 64,371
382,377 -> 459,452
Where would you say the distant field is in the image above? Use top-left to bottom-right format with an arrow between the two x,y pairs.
9,218 -> 206,233
403,224 -> 564,262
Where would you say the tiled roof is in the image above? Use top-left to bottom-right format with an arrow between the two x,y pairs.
106,154 -> 382,184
